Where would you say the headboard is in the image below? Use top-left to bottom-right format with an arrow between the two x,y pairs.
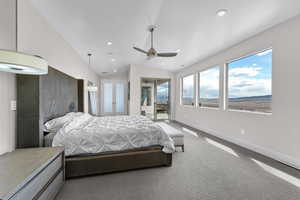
40,67 -> 78,123
17,66 -> 83,148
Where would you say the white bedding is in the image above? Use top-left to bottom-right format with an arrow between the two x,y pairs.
52,114 -> 175,156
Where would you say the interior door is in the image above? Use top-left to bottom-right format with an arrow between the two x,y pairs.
115,81 -> 127,115
101,80 -> 127,116
102,80 -> 114,116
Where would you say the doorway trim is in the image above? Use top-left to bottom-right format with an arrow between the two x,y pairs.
140,78 -> 171,121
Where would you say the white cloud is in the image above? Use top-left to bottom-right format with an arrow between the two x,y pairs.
183,74 -> 194,87
257,49 -> 272,56
229,67 -> 262,77
228,78 -> 271,98
199,67 -> 220,98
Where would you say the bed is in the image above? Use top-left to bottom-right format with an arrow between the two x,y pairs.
44,113 -> 175,178
16,67 -> 174,178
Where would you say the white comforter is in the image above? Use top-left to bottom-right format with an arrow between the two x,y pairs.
52,114 -> 175,156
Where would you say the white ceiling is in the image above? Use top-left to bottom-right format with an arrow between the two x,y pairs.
30,0 -> 300,75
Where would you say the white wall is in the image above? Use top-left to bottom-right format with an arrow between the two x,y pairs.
0,0 -> 17,155
129,65 -> 175,119
175,15 -> 300,169
0,0 -> 100,154
18,0 -> 100,114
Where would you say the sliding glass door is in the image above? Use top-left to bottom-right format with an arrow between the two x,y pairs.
155,79 -> 170,120
141,78 -> 170,120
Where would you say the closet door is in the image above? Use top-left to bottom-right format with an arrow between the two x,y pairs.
101,80 -> 127,116
101,80 -> 114,116
115,81 -> 127,115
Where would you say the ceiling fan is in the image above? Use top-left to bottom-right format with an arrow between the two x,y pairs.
133,25 -> 178,58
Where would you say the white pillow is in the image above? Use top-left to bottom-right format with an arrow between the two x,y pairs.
44,112 -> 83,132
63,113 -> 92,133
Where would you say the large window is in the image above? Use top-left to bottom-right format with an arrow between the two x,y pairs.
227,49 -> 272,113
182,74 -> 195,106
199,66 -> 220,108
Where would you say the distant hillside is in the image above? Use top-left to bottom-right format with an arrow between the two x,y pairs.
229,95 -> 272,102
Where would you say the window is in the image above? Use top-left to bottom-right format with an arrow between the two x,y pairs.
227,49 -> 272,113
182,74 -> 195,106
199,66 -> 220,108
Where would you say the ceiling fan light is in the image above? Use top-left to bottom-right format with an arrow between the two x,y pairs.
216,9 -> 228,17
0,50 -> 48,75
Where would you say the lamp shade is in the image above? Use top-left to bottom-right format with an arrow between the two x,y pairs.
0,50 -> 48,75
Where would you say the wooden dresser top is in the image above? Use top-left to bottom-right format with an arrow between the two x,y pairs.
0,147 -> 64,200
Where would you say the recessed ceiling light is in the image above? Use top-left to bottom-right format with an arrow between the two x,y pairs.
216,9 -> 228,17
113,69 -> 117,73
176,49 -> 181,52
107,41 -> 112,46
111,58 -> 115,62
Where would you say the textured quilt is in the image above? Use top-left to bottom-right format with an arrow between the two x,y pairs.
52,114 -> 175,156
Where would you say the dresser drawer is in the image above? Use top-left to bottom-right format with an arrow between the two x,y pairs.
12,154 -> 62,200
38,171 -> 64,200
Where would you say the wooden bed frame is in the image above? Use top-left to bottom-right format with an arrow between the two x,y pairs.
18,67 -> 173,179
65,146 -> 172,179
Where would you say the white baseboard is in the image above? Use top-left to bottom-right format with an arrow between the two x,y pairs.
176,120 -> 300,170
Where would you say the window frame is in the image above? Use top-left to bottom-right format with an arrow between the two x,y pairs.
197,66 -> 221,109
181,73 -> 196,107
225,48 -> 273,114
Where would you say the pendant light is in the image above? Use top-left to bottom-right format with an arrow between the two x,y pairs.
0,0 -> 48,75
86,53 -> 98,92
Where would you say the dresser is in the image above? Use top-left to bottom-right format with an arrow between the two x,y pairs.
0,147 -> 64,200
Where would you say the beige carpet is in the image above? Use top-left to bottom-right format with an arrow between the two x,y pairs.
56,122 -> 300,200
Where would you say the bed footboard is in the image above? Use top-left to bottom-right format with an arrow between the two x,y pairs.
65,148 -> 172,179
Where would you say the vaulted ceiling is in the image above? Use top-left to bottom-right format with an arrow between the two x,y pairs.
30,0 -> 300,75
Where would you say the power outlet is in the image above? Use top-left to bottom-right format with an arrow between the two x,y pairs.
10,100 -> 16,111
241,129 -> 245,135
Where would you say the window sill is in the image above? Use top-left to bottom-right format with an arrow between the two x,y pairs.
198,106 -> 220,111
181,104 -> 195,108
227,109 -> 272,116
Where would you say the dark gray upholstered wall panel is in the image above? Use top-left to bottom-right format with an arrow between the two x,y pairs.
40,67 -> 78,123
17,67 -> 80,148
39,67 -> 78,146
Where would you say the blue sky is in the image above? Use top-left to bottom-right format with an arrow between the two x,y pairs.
228,49 -> 272,98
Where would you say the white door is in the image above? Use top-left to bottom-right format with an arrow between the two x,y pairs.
101,80 -> 127,116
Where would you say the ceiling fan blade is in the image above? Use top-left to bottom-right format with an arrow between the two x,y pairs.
157,52 -> 178,57
133,47 -> 148,54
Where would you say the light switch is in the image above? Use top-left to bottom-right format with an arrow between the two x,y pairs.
11,100 -> 16,111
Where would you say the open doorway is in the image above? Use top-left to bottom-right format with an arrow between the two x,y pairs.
140,78 -> 170,120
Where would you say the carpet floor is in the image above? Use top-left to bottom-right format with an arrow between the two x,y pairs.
56,122 -> 300,200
